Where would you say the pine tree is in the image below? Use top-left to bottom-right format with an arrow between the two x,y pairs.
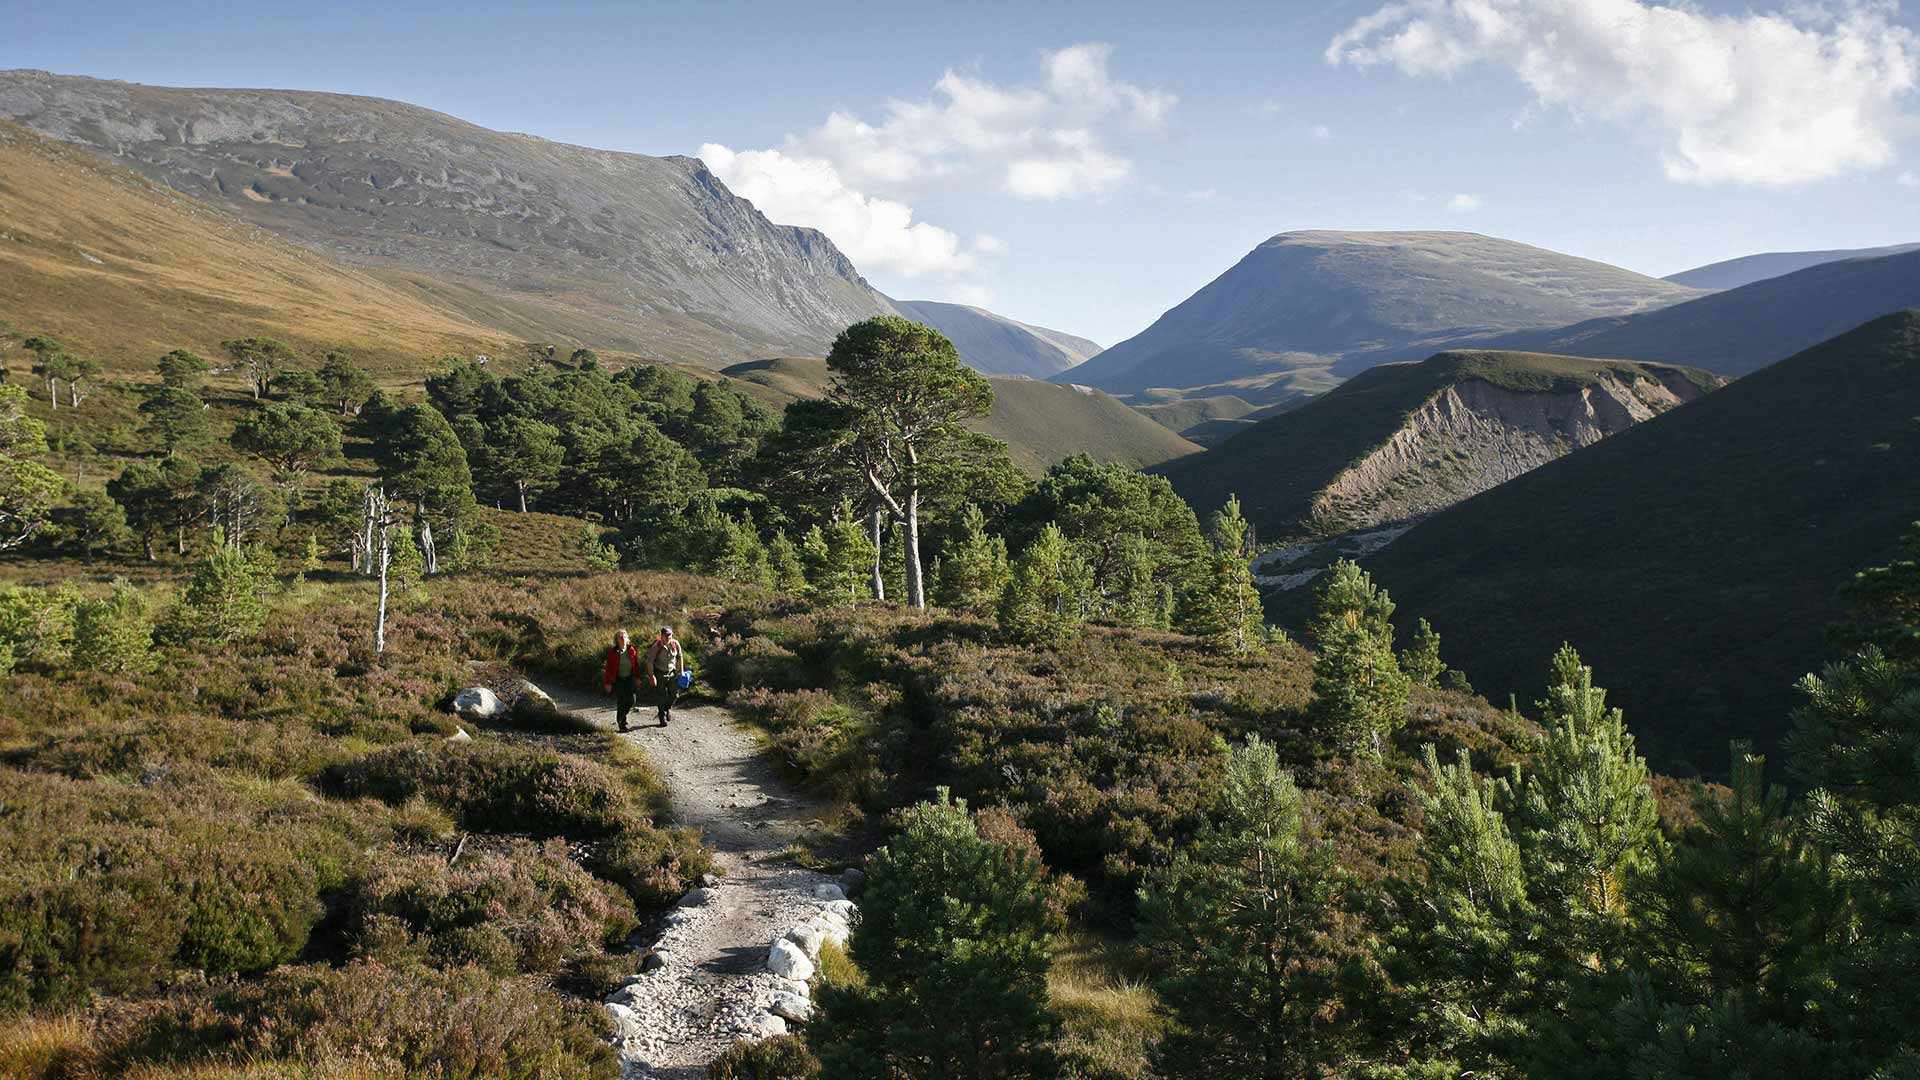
577,523 -> 621,573
1375,745 -> 1537,1076
1308,560 -> 1408,757
72,579 -> 156,675
1788,651 -> 1920,1073
1400,618 -> 1446,688
1139,736 -> 1353,1080
767,530 -> 807,594
387,524 -> 425,593
998,523 -> 1091,644
1580,742 -> 1845,1079
155,349 -> 210,390
137,385 -> 211,457
1519,646 -> 1662,930
169,533 -> 275,642
812,790 -> 1061,1080
806,504 -> 877,603
1185,495 -> 1265,652
935,503 -> 1012,615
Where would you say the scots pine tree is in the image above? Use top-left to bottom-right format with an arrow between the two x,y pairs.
1139,736 -> 1354,1080
1309,560 -> 1408,757
1399,618 -> 1446,688
998,523 -> 1091,644
72,579 -> 156,675
934,503 -> 1011,615
813,790 -> 1062,1080
767,530 -> 807,593
170,533 -> 276,642
1187,495 -> 1264,652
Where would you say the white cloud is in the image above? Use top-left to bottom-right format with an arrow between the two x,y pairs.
1309,123 -> 1334,141
1901,170 -> 1920,187
1327,0 -> 1920,185
699,144 -> 974,277
948,282 -> 999,308
791,42 -> 1170,200
972,233 -> 1009,255
1447,192 -> 1482,212
1187,187 -> 1219,200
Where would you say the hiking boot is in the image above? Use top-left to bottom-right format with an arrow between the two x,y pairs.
617,721 -> 628,733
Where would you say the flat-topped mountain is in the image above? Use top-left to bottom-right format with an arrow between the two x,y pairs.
1356,312 -> 1920,766
891,301 -> 1100,379
1058,231 -> 1703,403
1665,242 -> 1920,290
1154,350 -> 1716,542
1489,248 -> 1920,376
0,69 -> 896,364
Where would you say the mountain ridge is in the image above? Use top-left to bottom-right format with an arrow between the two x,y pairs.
890,300 -> 1100,378
1664,242 -> 1920,290
1056,230 -> 1704,403
0,68 -> 898,365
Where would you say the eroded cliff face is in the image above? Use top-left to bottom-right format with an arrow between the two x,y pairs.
1306,368 -> 1709,534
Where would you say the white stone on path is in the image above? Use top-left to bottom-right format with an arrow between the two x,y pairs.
784,923 -> 825,958
452,686 -> 502,720
766,938 -> 815,981
604,1001 -> 645,1041
769,991 -> 813,1024
812,882 -> 846,902
742,1012 -> 788,1039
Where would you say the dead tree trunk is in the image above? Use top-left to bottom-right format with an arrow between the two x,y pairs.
869,507 -> 887,602
369,486 -> 394,655
419,518 -> 437,576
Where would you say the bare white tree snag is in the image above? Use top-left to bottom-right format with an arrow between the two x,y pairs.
419,518 -> 437,577
366,486 -> 395,655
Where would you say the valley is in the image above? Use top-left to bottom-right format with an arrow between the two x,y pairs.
4,46 -> 1920,1080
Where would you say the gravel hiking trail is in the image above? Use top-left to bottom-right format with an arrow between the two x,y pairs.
543,685 -> 836,1080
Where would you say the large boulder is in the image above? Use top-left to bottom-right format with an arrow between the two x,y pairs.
604,1001 -> 645,1042
838,867 -> 866,896
812,882 -> 847,903
509,680 -> 563,724
784,923 -> 826,959
769,991 -> 813,1024
766,938 -> 815,982
822,899 -> 858,923
452,686 -> 502,721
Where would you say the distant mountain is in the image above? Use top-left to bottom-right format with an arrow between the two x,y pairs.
1057,231 -> 1703,403
1491,249 -> 1920,376
0,120 -> 500,370
1155,350 -> 1716,543
1665,243 -> 1920,290
719,357 -> 1198,472
893,300 -> 1100,378
0,69 -> 897,365
1132,394 -> 1261,446
1352,312 -> 1920,769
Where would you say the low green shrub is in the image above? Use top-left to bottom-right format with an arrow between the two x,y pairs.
707,1034 -> 820,1079
585,825 -> 712,908
176,840 -> 323,976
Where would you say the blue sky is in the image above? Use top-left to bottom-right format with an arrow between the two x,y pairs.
7,0 -> 1918,345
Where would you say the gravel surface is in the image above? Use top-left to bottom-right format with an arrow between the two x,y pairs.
544,685 -> 836,1080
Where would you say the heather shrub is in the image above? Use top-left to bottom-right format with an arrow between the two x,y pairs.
106,960 -> 619,1080
707,1034 -> 821,1079
321,740 -> 635,838
585,824 -> 712,908
729,687 -> 886,803
343,840 -> 636,974
0,871 -> 185,1012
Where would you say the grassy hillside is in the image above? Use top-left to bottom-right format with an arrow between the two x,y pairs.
718,357 -> 1200,472
0,70 -> 895,366
1060,231 -> 1703,400
1355,312 -> 1920,769
1492,249 -> 1920,376
0,121 -> 504,373
892,300 -> 1100,378
1155,350 -> 1715,540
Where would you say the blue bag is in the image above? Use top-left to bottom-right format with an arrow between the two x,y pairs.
675,669 -> 693,690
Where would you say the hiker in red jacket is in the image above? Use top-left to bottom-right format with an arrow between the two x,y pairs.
602,629 -> 642,733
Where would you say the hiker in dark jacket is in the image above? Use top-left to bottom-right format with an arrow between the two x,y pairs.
647,625 -> 687,727
602,629 -> 642,733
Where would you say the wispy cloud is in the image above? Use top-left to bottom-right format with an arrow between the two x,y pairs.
1446,193 -> 1482,213
1309,123 -> 1334,141
703,43 -> 1171,280
1327,0 -> 1920,185
1901,170 -> 1919,188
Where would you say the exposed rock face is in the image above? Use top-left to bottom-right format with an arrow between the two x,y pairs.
0,69 -> 897,364
1306,368 -> 1707,534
